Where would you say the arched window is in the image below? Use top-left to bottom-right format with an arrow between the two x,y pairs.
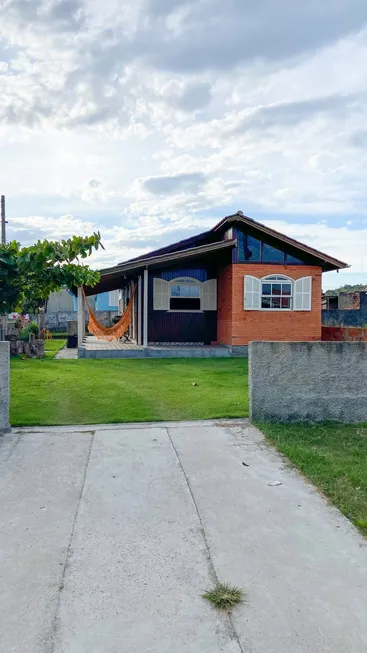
261,274 -> 292,310
153,277 -> 217,311
244,274 -> 312,311
169,277 -> 201,311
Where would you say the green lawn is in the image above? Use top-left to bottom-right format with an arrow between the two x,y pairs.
43,339 -> 67,358
10,357 -> 248,426
10,350 -> 367,536
260,422 -> 367,536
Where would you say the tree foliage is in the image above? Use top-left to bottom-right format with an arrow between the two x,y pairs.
325,283 -> 367,296
0,233 -> 103,314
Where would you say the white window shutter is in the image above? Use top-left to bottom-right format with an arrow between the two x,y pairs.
109,290 -> 119,306
244,275 -> 261,310
153,278 -> 169,310
294,276 -> 312,310
202,279 -> 217,310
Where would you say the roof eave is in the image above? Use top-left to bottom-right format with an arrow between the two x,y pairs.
213,213 -> 349,271
99,238 -> 236,276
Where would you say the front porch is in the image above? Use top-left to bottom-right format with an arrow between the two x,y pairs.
76,242 -> 236,357
78,336 -> 231,359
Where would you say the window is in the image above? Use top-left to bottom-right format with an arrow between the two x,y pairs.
153,277 -> 217,311
246,235 -> 261,261
286,253 -> 303,264
261,275 -> 292,309
262,243 -> 285,263
235,229 -> 306,265
170,280 -> 201,310
244,274 -> 312,311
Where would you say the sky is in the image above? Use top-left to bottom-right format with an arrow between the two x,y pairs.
1,0 -> 367,291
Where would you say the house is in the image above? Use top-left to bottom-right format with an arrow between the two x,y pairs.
42,290 -> 119,332
78,211 -> 348,356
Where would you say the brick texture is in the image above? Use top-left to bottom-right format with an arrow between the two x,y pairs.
338,292 -> 361,310
217,265 -> 233,344
217,264 -> 322,346
322,326 -> 367,341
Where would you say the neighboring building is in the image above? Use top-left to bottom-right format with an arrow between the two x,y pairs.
323,290 -> 367,327
44,290 -> 117,331
43,290 -> 75,331
80,211 -> 348,353
46,289 -> 75,313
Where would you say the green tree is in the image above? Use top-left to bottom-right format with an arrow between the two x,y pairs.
0,233 -> 103,315
325,283 -> 367,296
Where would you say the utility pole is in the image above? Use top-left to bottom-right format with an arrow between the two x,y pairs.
1,195 -> 7,244
1,196 -> 8,340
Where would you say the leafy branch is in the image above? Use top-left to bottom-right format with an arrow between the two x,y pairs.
0,232 -> 103,314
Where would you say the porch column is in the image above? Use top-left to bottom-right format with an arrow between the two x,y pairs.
131,281 -> 135,340
77,287 -> 85,349
143,268 -> 148,348
138,275 -> 142,345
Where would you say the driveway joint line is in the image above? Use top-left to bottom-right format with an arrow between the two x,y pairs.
0,432 -> 23,466
48,429 -> 96,653
165,427 -> 245,653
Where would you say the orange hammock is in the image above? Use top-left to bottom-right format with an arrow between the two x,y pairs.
82,286 -> 136,342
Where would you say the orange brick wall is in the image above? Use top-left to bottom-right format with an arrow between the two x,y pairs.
322,326 -> 367,341
217,264 -> 233,344
217,264 -> 322,345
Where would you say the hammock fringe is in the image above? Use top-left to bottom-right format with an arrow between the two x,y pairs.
82,285 -> 136,342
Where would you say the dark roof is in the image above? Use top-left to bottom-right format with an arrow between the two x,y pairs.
81,209 -> 348,295
120,210 -> 348,273
82,238 -> 236,295
120,229 -> 214,264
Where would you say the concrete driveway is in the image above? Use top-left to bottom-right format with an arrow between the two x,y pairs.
0,420 -> 366,653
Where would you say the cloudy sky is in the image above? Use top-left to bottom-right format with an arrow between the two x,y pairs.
2,0 -> 367,290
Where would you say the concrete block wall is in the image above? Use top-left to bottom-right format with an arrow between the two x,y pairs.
0,342 -> 10,435
249,341 -> 367,423
322,291 -> 367,327
44,310 -> 119,331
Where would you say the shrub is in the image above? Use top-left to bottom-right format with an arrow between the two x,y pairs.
19,321 -> 39,341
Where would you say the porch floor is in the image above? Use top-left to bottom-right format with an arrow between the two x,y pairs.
78,336 -> 231,359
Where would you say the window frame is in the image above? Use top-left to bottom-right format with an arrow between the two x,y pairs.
238,231 -> 305,265
260,274 -> 293,311
168,277 -> 203,312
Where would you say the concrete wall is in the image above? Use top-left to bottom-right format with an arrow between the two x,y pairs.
0,342 -> 10,435
249,341 -> 367,423
323,291 -> 367,327
44,311 -> 77,330
44,310 -> 119,331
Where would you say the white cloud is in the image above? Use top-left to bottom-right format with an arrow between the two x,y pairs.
1,0 -> 367,291
262,220 -> 367,284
